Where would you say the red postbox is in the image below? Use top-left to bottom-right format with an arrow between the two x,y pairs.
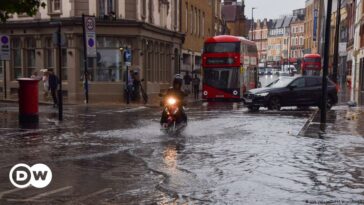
18,78 -> 40,123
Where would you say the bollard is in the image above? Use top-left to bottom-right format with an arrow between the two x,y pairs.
17,78 -> 40,123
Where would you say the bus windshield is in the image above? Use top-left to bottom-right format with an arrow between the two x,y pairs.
304,57 -> 321,63
204,42 -> 240,53
203,68 -> 240,89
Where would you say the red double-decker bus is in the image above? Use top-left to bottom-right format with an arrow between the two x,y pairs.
202,35 -> 258,101
301,54 -> 321,76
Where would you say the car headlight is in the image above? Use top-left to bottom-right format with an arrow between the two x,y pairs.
256,92 -> 269,97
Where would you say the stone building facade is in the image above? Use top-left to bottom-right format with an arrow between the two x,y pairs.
0,0 -> 184,103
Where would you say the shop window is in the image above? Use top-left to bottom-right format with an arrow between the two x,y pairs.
61,48 -> 68,81
0,60 -> 3,80
12,38 -> 22,79
25,38 -> 36,77
45,38 -> 54,69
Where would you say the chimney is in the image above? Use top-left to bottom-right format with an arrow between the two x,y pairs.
224,0 -> 237,5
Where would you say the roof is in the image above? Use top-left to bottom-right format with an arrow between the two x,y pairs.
204,35 -> 255,46
304,54 -> 321,58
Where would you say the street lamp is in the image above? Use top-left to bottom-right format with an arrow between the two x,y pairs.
251,7 -> 256,41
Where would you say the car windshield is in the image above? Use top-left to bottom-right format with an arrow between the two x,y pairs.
269,78 -> 294,88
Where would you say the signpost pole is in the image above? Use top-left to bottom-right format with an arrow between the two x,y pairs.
0,35 -> 10,99
57,23 -> 63,121
82,14 -> 89,104
321,0 -> 333,126
3,60 -> 6,99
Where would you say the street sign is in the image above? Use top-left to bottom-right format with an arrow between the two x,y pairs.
124,48 -> 132,66
339,42 -> 347,57
0,35 -> 10,60
83,16 -> 97,58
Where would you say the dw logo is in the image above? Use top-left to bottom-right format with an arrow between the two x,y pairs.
9,164 -> 52,188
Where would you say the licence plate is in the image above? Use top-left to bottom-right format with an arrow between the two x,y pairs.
244,99 -> 252,103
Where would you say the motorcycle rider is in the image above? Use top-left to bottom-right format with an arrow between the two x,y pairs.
160,74 -> 188,125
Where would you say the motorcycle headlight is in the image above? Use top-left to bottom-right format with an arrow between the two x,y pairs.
256,92 -> 269,97
167,97 -> 177,105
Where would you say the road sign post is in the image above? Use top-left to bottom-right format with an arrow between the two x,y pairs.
0,35 -> 10,99
124,48 -> 132,104
82,15 -> 97,104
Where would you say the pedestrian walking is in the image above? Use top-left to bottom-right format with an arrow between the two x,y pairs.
48,70 -> 59,108
192,74 -> 201,100
183,71 -> 192,94
125,70 -> 134,103
132,71 -> 141,101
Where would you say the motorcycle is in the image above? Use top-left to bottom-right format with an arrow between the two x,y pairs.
159,94 -> 187,133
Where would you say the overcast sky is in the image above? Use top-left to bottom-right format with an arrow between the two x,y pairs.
243,0 -> 306,20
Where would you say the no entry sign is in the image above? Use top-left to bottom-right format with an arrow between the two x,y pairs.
83,16 -> 96,57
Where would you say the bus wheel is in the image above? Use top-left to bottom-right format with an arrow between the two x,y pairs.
268,96 -> 281,111
248,106 -> 260,112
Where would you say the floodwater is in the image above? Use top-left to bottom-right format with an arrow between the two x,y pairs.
0,103 -> 363,204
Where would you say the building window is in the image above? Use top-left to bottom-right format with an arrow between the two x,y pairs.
149,0 -> 154,23
84,37 -> 125,82
12,38 -> 22,79
185,3 -> 188,32
190,6 -> 193,34
202,12 -> 205,36
25,38 -> 36,78
49,0 -> 61,13
45,38 -> 54,69
61,48 -> 68,81
141,0 -> 147,19
98,0 -> 115,18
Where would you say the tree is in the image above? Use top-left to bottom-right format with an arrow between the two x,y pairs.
0,0 -> 46,22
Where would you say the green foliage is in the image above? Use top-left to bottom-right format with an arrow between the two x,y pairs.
0,0 -> 46,22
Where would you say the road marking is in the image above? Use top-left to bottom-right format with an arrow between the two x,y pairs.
0,188 -> 22,199
7,186 -> 72,202
116,106 -> 148,113
66,188 -> 112,204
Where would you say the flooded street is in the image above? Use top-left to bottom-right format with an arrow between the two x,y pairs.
0,102 -> 364,204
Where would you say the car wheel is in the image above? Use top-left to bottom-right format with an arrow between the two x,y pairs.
268,96 -> 281,110
326,96 -> 334,110
297,106 -> 309,111
248,106 -> 260,112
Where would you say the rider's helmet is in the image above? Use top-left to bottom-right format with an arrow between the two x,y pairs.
173,74 -> 183,90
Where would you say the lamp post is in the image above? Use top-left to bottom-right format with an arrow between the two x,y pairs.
333,0 -> 341,83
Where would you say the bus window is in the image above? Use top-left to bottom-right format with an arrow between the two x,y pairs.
204,42 -> 240,53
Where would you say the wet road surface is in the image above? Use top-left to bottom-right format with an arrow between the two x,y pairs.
0,102 -> 364,204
